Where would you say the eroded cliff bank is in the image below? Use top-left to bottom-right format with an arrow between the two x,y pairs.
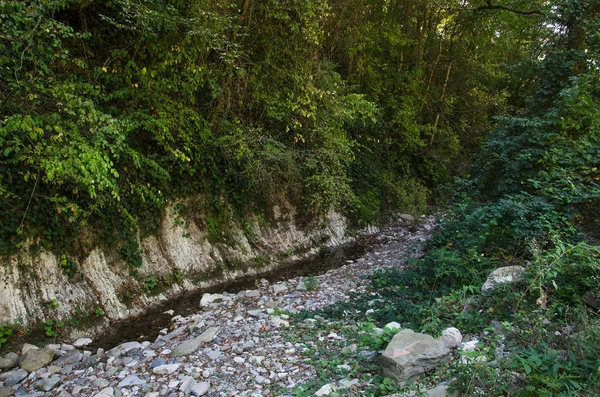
0,201 -> 348,338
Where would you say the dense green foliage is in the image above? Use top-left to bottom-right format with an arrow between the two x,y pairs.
293,1 -> 600,395
0,0 -> 548,258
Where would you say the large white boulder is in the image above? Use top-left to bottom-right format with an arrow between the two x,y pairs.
381,329 -> 449,384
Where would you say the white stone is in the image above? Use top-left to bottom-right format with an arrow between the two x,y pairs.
152,363 -> 181,375
384,322 -> 402,331
439,327 -> 462,349
73,338 -> 93,348
200,293 -> 225,307
191,381 -> 210,396
481,266 -> 526,293
21,343 -> 39,354
315,383 -> 335,396
117,375 -> 146,388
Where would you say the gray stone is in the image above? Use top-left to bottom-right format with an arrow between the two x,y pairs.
0,386 -> 14,397
117,375 -> 146,388
247,310 -> 263,318
439,327 -> 462,349
272,283 -> 288,293
92,388 -> 115,397
190,382 -> 209,396
51,351 -> 83,367
245,290 -> 260,298
33,375 -> 61,392
0,353 -> 19,370
19,348 -> 54,372
94,378 -> 110,388
206,350 -> 221,360
57,392 -> 72,397
179,376 -> 195,394
381,329 -> 450,384
150,358 -> 165,368
481,266 -> 526,293
78,355 -> 98,369
3,369 -> 28,386
338,378 -> 359,389
107,341 -> 142,357
197,327 -> 219,343
46,344 -> 61,351
103,367 -> 118,377
270,316 -> 289,328
426,385 -> 450,397
398,214 -> 416,223
170,338 -> 202,358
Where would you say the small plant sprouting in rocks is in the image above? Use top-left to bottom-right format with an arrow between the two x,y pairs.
303,275 -> 318,291
0,324 -> 13,348
42,319 -> 64,337
143,276 -> 159,293
43,298 -> 60,309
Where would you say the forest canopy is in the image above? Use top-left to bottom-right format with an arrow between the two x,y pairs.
0,0 -> 591,258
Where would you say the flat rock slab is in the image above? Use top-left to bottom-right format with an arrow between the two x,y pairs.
33,375 -> 61,392
170,338 -> 202,358
382,329 -> 449,383
117,374 -> 146,388
197,327 -> 219,343
3,369 -> 28,386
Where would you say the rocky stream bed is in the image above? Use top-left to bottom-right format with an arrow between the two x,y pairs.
0,216 -> 460,397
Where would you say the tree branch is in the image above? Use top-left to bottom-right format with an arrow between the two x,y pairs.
432,1 -> 542,16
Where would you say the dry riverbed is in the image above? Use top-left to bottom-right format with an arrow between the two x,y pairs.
0,216 -> 435,397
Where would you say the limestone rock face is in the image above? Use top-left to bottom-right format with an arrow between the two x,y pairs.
381,329 -> 449,383
481,266 -> 526,293
0,202 -> 348,338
